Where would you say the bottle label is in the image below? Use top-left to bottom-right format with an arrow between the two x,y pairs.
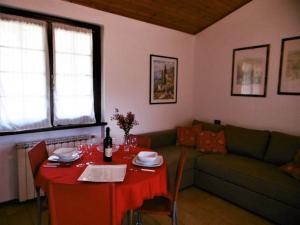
105,147 -> 112,157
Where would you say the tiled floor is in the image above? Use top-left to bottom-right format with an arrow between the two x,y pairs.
0,187 -> 274,225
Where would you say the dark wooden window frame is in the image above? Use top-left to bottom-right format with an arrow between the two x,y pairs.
0,6 -> 106,136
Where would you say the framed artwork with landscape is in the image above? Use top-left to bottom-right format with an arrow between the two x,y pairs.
278,36 -> 300,95
150,54 -> 178,104
231,44 -> 270,97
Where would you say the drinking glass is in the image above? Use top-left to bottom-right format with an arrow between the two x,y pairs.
129,136 -> 138,157
130,136 -> 138,149
85,143 -> 95,165
75,144 -> 87,167
112,138 -> 122,153
123,137 -> 131,159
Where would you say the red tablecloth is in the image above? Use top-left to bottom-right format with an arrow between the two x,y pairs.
36,146 -> 167,225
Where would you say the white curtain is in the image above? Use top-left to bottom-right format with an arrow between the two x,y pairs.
53,23 -> 96,126
0,14 -> 50,132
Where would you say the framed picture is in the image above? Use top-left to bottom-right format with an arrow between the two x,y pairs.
278,36 -> 300,95
150,54 -> 178,104
231,44 -> 270,97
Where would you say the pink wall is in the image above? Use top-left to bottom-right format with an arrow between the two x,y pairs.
0,0 -> 195,202
194,0 -> 300,135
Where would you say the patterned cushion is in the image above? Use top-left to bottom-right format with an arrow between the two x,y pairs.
196,130 -> 227,153
294,149 -> 300,165
176,125 -> 202,147
280,149 -> 300,180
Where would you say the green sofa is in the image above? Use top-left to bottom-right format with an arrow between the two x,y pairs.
136,121 -> 300,225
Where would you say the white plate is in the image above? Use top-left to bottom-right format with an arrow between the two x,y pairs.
48,153 -> 81,163
53,147 -> 77,155
53,147 -> 79,160
78,164 -> 127,182
132,155 -> 163,168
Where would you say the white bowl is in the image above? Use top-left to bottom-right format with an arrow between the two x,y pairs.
137,151 -> 158,162
53,147 -> 78,160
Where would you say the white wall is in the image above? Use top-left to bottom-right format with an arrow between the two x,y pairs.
194,0 -> 300,135
0,0 -> 195,202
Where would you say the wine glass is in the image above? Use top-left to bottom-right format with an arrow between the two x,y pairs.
112,138 -> 122,153
122,137 -> 131,159
75,144 -> 87,167
129,136 -> 138,157
86,142 -> 95,165
130,136 -> 137,148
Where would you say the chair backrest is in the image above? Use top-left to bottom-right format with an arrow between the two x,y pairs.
49,182 -> 113,225
28,141 -> 48,178
173,149 -> 187,201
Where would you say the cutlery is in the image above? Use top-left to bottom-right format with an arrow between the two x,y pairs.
43,162 -> 71,167
141,168 -> 156,172
45,162 -> 60,166
43,164 -> 58,168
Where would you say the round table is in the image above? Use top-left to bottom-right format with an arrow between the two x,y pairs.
36,146 -> 167,225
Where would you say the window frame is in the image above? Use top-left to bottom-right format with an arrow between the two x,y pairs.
0,6 -> 105,136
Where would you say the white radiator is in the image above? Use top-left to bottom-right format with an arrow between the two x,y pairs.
16,134 -> 95,202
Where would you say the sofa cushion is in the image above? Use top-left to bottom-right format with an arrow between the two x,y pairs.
280,149 -> 300,180
224,125 -> 270,159
264,132 -> 300,165
157,146 -> 200,171
176,125 -> 202,147
196,130 -> 227,154
194,154 -> 300,209
193,120 -> 223,132
281,163 -> 300,181
155,146 -> 201,193
143,129 -> 177,149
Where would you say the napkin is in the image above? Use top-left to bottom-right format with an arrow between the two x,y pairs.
78,164 -> 127,182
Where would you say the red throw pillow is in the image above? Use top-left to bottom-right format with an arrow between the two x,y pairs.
280,149 -> 300,180
176,125 -> 202,147
196,130 -> 226,153
294,149 -> 300,166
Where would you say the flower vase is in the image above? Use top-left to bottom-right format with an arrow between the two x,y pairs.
123,134 -> 130,152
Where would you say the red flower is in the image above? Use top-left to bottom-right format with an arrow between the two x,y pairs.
111,108 -> 139,136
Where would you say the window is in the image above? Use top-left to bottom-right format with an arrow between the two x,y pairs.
0,7 -> 102,135
53,23 -> 95,125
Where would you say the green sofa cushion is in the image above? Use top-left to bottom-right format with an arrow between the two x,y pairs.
225,125 -> 270,159
194,154 -> 300,209
155,146 -> 200,193
193,119 -> 223,132
264,132 -> 300,165
141,129 -> 177,149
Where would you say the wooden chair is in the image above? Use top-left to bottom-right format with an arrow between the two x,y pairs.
135,149 -> 187,225
28,141 -> 49,225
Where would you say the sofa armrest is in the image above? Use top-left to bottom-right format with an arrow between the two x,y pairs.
135,129 -> 177,149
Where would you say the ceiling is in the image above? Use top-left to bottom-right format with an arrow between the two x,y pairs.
63,0 -> 252,34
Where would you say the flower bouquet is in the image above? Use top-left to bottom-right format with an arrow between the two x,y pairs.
111,108 -> 139,139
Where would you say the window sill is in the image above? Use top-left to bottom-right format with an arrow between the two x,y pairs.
0,122 -> 107,136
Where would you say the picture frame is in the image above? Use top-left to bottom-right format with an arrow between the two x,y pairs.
231,44 -> 270,97
277,36 -> 300,95
150,54 -> 178,104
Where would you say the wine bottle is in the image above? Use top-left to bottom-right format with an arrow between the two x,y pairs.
103,127 -> 113,162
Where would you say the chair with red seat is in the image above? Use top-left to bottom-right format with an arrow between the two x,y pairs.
135,149 -> 187,225
48,182 -> 113,225
28,141 -> 49,225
